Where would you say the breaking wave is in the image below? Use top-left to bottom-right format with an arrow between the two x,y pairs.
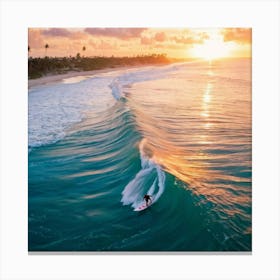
121,139 -> 166,209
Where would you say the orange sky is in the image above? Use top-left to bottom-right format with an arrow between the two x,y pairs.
28,28 -> 251,59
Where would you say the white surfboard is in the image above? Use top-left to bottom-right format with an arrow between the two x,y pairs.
134,199 -> 153,212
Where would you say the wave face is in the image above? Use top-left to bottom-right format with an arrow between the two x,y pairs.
29,59 -> 251,251
28,65 -> 177,149
124,59 -> 252,249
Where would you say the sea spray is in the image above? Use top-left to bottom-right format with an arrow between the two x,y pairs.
121,139 -> 166,209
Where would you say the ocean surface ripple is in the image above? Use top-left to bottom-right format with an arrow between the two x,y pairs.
29,59 -> 251,251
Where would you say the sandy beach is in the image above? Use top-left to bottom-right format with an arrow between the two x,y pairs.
28,65 -> 158,89
28,68 -> 120,89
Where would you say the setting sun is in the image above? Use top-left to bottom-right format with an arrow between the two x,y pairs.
190,31 -> 234,60
28,28 -> 251,59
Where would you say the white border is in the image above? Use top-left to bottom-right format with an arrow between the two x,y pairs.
0,0 -> 279,280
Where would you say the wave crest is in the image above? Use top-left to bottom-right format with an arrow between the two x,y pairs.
121,139 -> 165,209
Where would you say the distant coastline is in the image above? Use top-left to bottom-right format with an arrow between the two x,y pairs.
28,56 -> 249,89
28,54 -> 182,78
28,65 -> 153,89
28,54 -> 189,88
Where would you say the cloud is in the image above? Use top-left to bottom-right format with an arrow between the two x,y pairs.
172,32 -> 208,45
42,28 -> 71,37
154,32 -> 166,42
84,28 -> 147,40
98,40 -> 116,49
88,39 -> 116,50
140,32 -> 167,45
167,29 -> 209,45
42,28 -> 87,40
88,39 -> 97,48
141,36 -> 153,45
28,29 -> 44,49
222,28 -> 251,44
69,31 -> 87,40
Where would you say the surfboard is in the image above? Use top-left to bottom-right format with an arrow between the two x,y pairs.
134,199 -> 153,212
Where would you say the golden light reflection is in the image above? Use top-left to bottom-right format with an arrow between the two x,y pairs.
201,112 -> 209,118
204,83 -> 212,102
204,93 -> 211,103
199,135 -> 211,145
126,77 -> 251,210
129,125 -> 251,211
204,122 -> 212,128
201,82 -> 212,125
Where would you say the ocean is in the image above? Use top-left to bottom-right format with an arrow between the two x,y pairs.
28,58 -> 251,251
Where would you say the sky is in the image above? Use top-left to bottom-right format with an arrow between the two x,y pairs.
28,28 -> 251,59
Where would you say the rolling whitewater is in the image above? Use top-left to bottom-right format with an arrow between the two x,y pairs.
28,58 -> 251,251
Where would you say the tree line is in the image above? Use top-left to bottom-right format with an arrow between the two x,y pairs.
28,45 -> 171,79
28,54 -> 170,79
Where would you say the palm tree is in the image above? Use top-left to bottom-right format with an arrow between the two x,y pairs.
44,43 -> 49,57
28,45 -> 30,58
82,46 -> 86,57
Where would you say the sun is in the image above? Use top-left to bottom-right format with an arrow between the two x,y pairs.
190,32 -> 233,60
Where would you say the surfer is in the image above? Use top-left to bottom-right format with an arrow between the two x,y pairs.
143,194 -> 152,206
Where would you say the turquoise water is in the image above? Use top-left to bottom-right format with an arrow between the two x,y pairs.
28,59 -> 251,251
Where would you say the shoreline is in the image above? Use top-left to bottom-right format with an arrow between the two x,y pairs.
28,64 -> 168,89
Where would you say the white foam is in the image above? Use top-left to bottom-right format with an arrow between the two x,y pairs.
121,139 -> 166,209
108,63 -> 188,100
28,63 -> 187,149
28,76 -> 116,148
62,76 -> 90,84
